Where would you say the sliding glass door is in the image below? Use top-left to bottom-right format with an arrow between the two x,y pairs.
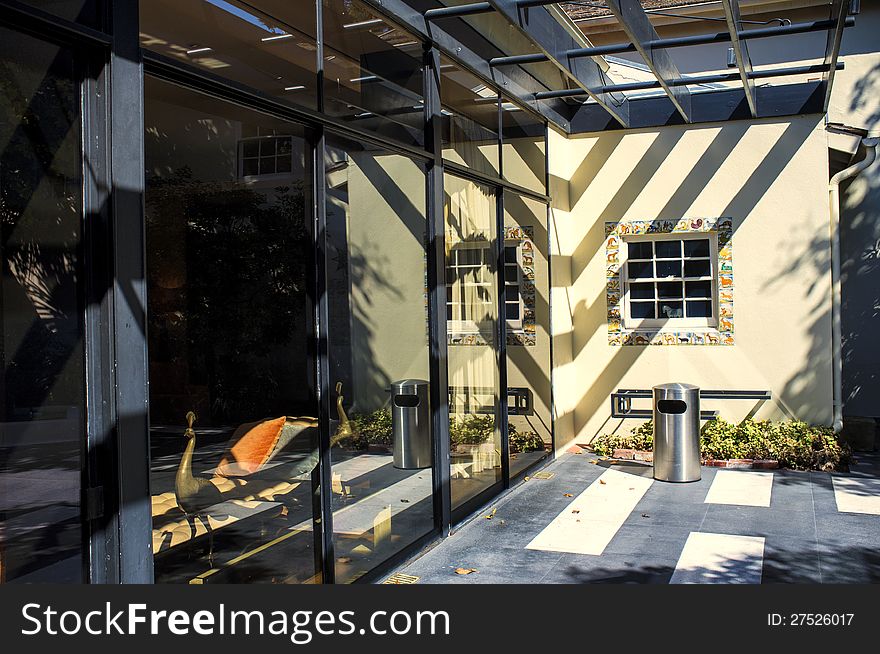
0,27 -> 86,584
144,78 -> 322,584
323,134 -> 434,583
444,174 -> 503,514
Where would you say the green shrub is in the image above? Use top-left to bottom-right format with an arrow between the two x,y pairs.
450,414 -> 495,448
591,418 -> 852,471
344,408 -> 393,449
509,427 -> 546,454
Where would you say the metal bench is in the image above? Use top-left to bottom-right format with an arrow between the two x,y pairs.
610,389 -> 771,420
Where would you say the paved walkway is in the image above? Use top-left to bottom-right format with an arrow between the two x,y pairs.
385,452 -> 880,584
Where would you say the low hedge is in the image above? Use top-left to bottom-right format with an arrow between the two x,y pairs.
590,418 -> 852,472
339,409 -> 546,454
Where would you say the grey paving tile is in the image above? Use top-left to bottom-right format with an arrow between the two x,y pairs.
699,504 -> 816,539
761,537 -> 822,584
816,541 -> 880,583
540,553 -> 676,584
603,523 -> 692,558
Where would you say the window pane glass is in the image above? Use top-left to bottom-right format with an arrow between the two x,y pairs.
324,135 -> 433,583
441,57 -> 499,176
627,241 -> 652,260
655,240 -> 682,259
141,0 -> 319,111
686,301 -> 713,318
505,285 -> 519,303
446,176 -> 501,510
629,282 -> 654,299
505,303 -> 519,320
685,280 -> 712,298
16,0 -> 102,29
323,0 -> 425,147
503,192 -> 551,479
656,260 -> 682,278
684,259 -> 711,278
501,105 -> 546,194
628,260 -> 653,279
145,78 -> 322,584
630,302 -> 655,319
657,281 -> 683,299
0,28 -> 85,584
659,301 -> 684,318
684,238 -> 710,258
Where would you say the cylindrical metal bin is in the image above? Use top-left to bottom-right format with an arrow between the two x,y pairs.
652,383 -> 701,482
392,379 -> 432,470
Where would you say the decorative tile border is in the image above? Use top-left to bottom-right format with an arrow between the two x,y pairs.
605,217 -> 734,347
447,225 -> 538,348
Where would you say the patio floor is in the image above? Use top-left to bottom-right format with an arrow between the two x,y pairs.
384,451 -> 880,584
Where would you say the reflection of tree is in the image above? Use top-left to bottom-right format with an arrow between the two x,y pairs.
147,168 -> 310,424
0,51 -> 82,415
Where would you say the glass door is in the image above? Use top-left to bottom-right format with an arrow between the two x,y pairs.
322,134 -> 435,583
144,78 -> 322,584
444,174 -> 503,516
0,27 -> 87,583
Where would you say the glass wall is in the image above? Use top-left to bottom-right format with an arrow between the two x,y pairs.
15,1 -> 102,29
323,0 -> 425,147
502,105 -> 547,194
323,134 -> 434,583
140,0 -> 319,112
444,175 -> 503,512
145,77 -> 322,584
440,56 -> 499,176
0,28 -> 85,583
504,192 -> 552,478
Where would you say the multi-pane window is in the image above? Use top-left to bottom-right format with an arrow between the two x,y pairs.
623,235 -> 716,327
238,127 -> 294,177
447,244 -> 522,332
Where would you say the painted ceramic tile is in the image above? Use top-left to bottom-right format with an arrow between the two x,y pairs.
606,217 -> 734,347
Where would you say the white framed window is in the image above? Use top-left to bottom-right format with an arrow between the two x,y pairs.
238,128 -> 294,179
446,242 -> 523,333
621,233 -> 717,330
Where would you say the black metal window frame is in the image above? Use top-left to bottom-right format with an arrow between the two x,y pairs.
0,0 -> 554,584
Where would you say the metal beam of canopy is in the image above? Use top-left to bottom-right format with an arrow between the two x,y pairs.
822,0 -> 849,111
535,62 -> 844,99
359,0 -> 573,130
484,0 -> 629,127
604,0 -> 691,122
489,17 -> 855,67
721,0 -> 757,118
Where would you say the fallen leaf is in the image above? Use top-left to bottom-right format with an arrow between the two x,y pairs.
641,514 -> 650,518
599,479 -> 606,485
400,499 -> 410,503
454,568 -> 477,575
337,557 -> 352,564
571,509 -> 580,514
524,476 -> 530,481
563,493 -> 573,498
589,460 -> 598,465
485,507 -> 497,520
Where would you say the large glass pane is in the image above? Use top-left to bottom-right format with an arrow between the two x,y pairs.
141,0 -> 319,111
145,78 -> 321,584
440,56 -> 499,176
504,193 -> 551,478
445,175 -> 502,511
0,28 -> 85,583
15,1 -> 102,29
323,0 -> 425,147
502,105 -> 547,194
323,135 -> 433,583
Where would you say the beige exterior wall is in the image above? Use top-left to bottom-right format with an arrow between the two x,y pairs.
549,115 -> 833,447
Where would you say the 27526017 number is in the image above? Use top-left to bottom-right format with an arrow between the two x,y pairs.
768,613 -> 854,627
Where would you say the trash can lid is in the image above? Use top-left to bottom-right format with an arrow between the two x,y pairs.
392,379 -> 429,388
652,382 -> 699,391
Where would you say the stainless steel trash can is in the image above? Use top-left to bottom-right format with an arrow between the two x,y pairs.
652,383 -> 701,482
392,379 -> 432,470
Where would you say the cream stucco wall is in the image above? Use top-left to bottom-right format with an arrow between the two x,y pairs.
549,115 -> 833,447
